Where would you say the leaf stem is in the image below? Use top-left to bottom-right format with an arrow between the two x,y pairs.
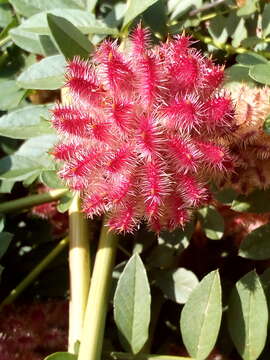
0,35 -> 11,47
68,193 -> 90,353
0,188 -> 68,213
0,237 -> 69,310
106,352 -> 193,360
78,220 -> 118,360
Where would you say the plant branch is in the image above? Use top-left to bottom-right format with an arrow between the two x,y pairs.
78,220 -> 118,360
190,31 -> 270,59
0,35 -> 11,47
68,193 -> 90,354
0,188 -> 68,213
105,352 -> 193,360
0,237 -> 69,310
189,0 -> 226,17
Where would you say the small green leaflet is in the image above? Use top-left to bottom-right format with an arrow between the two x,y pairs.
180,270 -> 222,360
113,253 -> 151,354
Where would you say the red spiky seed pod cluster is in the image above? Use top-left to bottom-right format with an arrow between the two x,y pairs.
52,25 -> 235,233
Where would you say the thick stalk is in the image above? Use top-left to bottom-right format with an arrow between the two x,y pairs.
78,221 -> 118,360
106,352 -> 192,360
0,188 -> 68,213
0,237 -> 69,310
68,193 -> 90,354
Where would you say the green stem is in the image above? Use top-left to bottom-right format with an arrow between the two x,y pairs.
0,35 -> 11,47
78,220 -> 119,360
68,193 -> 90,354
0,188 -> 68,213
190,31 -> 270,59
0,237 -> 69,310
106,352 -> 193,360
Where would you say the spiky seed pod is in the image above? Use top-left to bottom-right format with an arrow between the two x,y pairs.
221,85 -> 270,193
52,25 -> 236,233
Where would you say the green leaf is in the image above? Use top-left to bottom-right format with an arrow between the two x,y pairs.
0,80 -> 26,111
198,205 -> 224,240
208,15 -> 228,43
0,104 -> 54,139
237,0 -> 258,16
16,135 -> 57,158
17,55 -> 66,90
44,352 -> 77,360
0,232 -> 13,259
0,214 -> 5,232
260,268 -> 270,313
228,271 -> 268,360
143,0 -> 168,38
57,192 -> 73,213
156,267 -> 199,304
122,0 -> 159,28
213,187 -> 238,205
225,64 -> 254,88
47,14 -> 94,60
180,270 -> 222,360
231,17 -> 247,48
249,64 -> 270,85
114,253 -> 151,354
9,0 -> 83,17
39,34 -> 59,56
0,180 -> 14,193
262,3 -> 270,37
263,115 -> 270,134
10,27 -> 44,54
168,0 -> 202,20
239,224 -> 270,260
86,0 -> 97,13
0,16 -> 18,41
40,170 -> 64,189
232,189 -> 270,213
19,9 -> 117,36
0,155 -> 44,181
0,4 -> 12,28
236,52 -> 268,67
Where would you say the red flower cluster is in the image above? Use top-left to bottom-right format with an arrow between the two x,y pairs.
52,25 -> 235,233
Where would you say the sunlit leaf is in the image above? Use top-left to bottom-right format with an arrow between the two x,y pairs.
249,64 -> 270,85
239,224 -> 270,260
228,271 -> 268,360
232,189 -> 270,213
19,9 -> 117,36
17,55 -> 66,90
0,80 -> 26,111
198,205 -> 224,240
262,3 -> 270,37
44,352 -> 77,360
156,267 -> 199,304
0,104 -> 54,138
122,0 -> 159,28
114,253 -> 151,354
180,270 -> 222,360
236,52 -> 268,67
10,27 -> 44,54
47,14 -> 94,59
9,0 -> 83,17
